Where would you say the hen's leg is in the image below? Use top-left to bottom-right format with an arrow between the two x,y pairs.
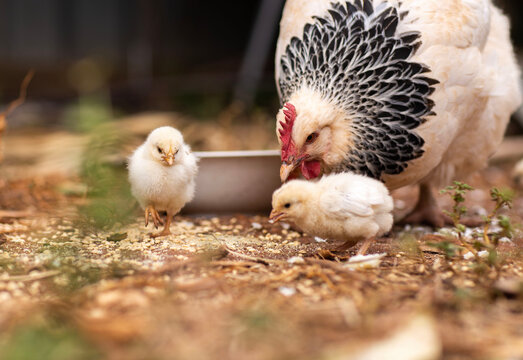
401,183 -> 445,228
150,211 -> 173,238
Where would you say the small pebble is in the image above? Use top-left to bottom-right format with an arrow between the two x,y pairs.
287,256 -> 305,264
278,286 -> 296,297
251,222 -> 263,230
463,250 -> 489,260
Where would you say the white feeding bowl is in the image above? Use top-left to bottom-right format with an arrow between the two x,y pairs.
183,150 -> 281,214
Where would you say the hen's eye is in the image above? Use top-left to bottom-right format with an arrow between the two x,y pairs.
157,147 -> 163,154
306,132 -> 318,144
284,203 -> 291,209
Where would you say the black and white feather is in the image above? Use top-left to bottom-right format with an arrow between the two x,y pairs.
277,0 -> 438,179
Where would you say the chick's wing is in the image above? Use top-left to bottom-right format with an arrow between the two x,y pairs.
319,190 -> 373,218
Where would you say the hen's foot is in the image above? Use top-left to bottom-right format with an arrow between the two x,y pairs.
400,184 -> 448,228
401,207 -> 447,228
145,205 -> 164,229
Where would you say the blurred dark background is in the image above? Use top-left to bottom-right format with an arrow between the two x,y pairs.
0,0 -> 521,127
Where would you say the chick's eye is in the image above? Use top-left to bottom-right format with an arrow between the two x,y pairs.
306,132 -> 318,144
284,203 -> 291,209
157,147 -> 163,154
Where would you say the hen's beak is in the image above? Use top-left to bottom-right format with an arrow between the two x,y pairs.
269,209 -> 286,223
280,161 -> 299,183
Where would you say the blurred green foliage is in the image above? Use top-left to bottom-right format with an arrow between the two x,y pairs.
0,321 -> 99,360
65,94 -> 136,231
497,215 -> 516,239
398,233 -> 422,258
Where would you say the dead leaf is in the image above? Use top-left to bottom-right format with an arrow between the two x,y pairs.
107,232 -> 128,242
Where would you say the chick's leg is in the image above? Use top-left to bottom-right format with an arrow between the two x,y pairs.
150,211 -> 173,238
356,237 -> 374,256
401,183 -> 445,228
335,239 -> 359,252
145,205 -> 164,229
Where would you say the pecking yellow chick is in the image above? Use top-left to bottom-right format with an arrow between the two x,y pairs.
270,173 -> 393,254
128,126 -> 198,237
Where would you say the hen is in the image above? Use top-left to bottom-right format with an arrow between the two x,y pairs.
270,172 -> 393,254
274,0 -> 521,226
128,126 -> 198,237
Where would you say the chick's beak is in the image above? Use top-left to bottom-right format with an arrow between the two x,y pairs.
269,209 -> 285,223
163,153 -> 174,166
280,161 -> 299,183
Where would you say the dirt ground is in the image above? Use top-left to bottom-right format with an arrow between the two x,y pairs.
0,120 -> 523,359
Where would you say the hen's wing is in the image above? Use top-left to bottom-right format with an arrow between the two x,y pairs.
275,0 -> 491,89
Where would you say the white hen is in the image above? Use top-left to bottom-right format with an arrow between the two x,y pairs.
128,126 -> 198,237
274,0 -> 521,226
270,173 -> 393,253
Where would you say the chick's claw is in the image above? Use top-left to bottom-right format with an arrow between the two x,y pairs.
145,206 -> 164,229
149,229 -> 171,238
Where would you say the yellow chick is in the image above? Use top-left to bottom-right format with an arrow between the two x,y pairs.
270,173 -> 393,254
128,126 -> 198,237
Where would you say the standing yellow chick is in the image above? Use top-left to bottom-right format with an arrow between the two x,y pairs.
128,126 -> 198,237
270,173 -> 393,254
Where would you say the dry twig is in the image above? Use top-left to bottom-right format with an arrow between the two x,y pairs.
3,270 -> 60,282
223,245 -> 284,265
0,210 -> 34,219
0,69 -> 35,162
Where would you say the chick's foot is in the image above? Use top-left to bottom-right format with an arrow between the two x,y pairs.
315,249 -> 350,261
149,228 -> 171,238
149,212 -> 173,238
145,205 -> 164,229
356,237 -> 374,256
334,240 -> 359,253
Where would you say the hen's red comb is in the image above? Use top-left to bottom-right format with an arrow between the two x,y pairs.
279,103 -> 296,162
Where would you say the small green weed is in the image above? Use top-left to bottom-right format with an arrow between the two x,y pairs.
437,183 -> 516,267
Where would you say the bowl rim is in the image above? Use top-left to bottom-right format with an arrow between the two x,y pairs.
194,150 -> 280,158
